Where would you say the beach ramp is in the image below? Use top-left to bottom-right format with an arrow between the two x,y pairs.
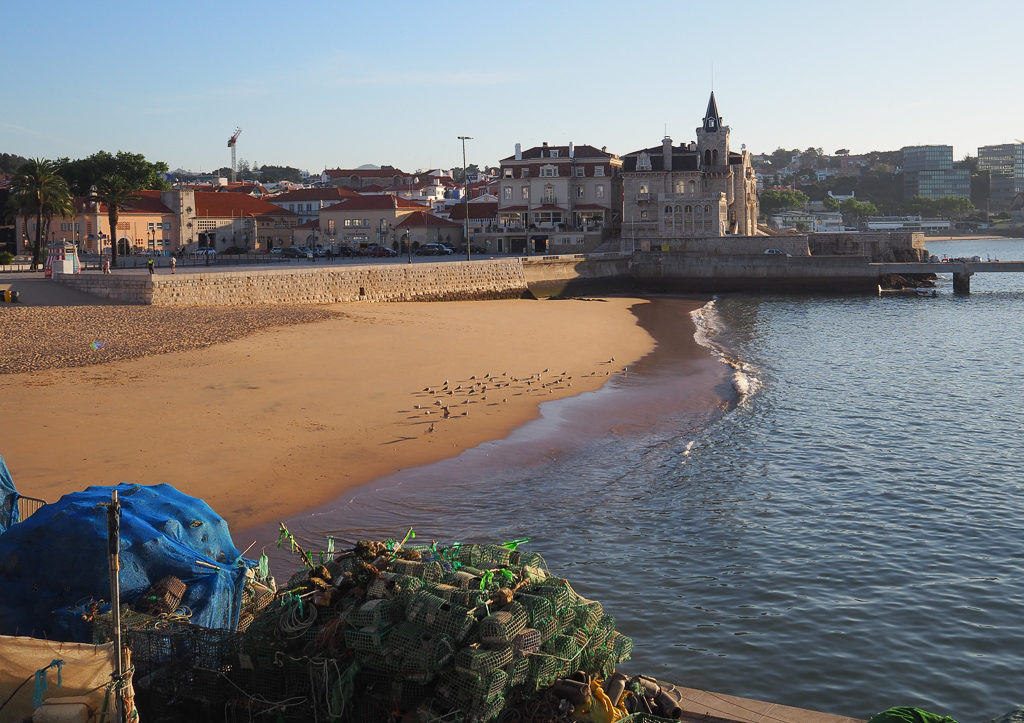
0,482 -> 252,641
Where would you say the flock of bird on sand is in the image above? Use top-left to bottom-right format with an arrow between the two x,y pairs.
404,359 -> 629,435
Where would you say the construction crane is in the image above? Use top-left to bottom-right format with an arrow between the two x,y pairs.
227,127 -> 242,183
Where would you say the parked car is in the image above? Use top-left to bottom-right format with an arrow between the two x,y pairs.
336,245 -> 359,257
456,244 -> 488,255
365,245 -> 398,258
221,246 -> 247,255
282,247 -> 307,258
191,248 -> 217,257
763,248 -> 789,256
269,247 -> 283,254
415,243 -> 454,256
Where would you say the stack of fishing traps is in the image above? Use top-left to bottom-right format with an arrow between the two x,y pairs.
238,539 -> 635,722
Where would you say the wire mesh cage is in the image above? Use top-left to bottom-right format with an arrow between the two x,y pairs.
454,643 -> 514,676
478,601 -> 528,647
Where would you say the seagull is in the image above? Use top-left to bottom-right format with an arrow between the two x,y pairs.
443,406 -> 451,418
461,411 -> 469,416
542,368 -> 549,373
434,400 -> 442,406
470,375 -> 477,380
427,423 -> 435,433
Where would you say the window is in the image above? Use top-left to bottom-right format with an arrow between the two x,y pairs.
639,183 -> 649,194
544,185 -> 554,203
162,222 -> 171,230
503,186 -> 513,200
575,167 -> 585,177
540,165 -> 557,177
665,206 -> 672,214
344,219 -> 352,227
576,186 -> 584,198
522,186 -> 530,200
640,209 -> 649,220
596,185 -> 605,199
550,149 -> 559,158
503,168 -> 513,178
328,219 -> 336,233
521,168 -> 529,178
594,166 -> 605,176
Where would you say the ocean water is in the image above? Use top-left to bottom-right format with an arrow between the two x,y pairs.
271,238 -> 1024,722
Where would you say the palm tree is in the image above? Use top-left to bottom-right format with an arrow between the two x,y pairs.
90,176 -> 138,268
7,158 -> 73,270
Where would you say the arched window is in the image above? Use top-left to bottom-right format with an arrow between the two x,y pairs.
685,205 -> 692,213
665,205 -> 672,214
674,205 -> 681,213
695,205 -> 702,214
711,150 -> 719,165
703,150 -> 711,166
704,205 -> 711,213
688,180 -> 696,194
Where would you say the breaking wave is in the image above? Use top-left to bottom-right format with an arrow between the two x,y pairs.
690,297 -> 761,404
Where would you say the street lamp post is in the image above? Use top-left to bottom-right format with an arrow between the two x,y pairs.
458,135 -> 472,260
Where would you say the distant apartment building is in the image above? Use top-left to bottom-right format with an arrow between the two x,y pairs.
977,143 -> 1024,211
489,142 -> 622,254
901,145 -> 970,200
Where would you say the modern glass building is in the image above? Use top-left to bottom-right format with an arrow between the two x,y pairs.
977,143 -> 1024,211
901,145 -> 970,200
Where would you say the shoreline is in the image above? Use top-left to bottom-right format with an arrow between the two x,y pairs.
238,295 -> 730,561
4,297 -> 669,528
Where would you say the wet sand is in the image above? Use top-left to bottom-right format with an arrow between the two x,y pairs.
2,298 -> 673,527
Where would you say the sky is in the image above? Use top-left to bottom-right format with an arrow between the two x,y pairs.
3,0 -> 1022,176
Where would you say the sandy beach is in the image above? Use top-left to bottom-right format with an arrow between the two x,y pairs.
0,296 -> 690,528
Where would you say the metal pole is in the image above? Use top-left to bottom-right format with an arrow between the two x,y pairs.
107,489 -> 124,721
458,136 -> 472,260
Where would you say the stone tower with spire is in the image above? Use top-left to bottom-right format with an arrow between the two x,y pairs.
619,91 -> 760,242
696,91 -> 729,169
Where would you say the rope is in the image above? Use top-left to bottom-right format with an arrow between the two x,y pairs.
276,594 -> 318,639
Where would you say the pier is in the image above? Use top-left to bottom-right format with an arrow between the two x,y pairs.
873,261 -> 1024,294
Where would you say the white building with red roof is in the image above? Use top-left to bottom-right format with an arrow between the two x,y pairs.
267,187 -> 361,225
395,210 -> 463,251
319,194 -> 432,250
490,141 -> 622,254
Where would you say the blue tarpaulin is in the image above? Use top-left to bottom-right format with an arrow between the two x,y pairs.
0,482 -> 252,641
0,455 -> 19,533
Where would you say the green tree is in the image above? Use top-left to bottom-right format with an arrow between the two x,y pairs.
823,195 -> 839,211
768,147 -> 798,170
840,198 -> 878,225
6,158 -> 73,270
56,151 -> 169,268
0,152 -> 30,175
759,188 -> 809,215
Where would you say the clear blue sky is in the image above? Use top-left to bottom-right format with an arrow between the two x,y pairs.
3,0 -> 1021,175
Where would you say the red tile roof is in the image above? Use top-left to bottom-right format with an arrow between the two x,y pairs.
499,205 -> 529,212
572,203 -> 609,211
322,194 -> 430,212
449,202 -> 499,220
396,211 -> 461,228
296,219 -> 320,229
500,144 -> 615,162
91,190 -> 174,215
194,191 -> 295,218
271,187 -> 361,202
323,168 -> 408,178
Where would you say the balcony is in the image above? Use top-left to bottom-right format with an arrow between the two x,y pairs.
635,192 -> 650,202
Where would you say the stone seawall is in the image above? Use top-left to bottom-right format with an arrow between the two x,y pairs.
56,259 -> 532,306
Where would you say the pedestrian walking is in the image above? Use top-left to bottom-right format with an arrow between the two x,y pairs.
102,258 -> 110,274
170,256 -> 176,274
147,258 -> 155,275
